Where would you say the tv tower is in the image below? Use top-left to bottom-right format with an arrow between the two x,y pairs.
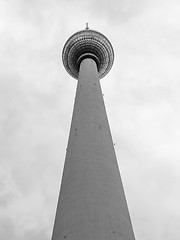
51,25 -> 135,240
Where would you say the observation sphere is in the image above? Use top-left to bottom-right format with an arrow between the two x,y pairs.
62,28 -> 114,79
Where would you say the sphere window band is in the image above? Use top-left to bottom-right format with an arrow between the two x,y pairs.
62,29 -> 114,79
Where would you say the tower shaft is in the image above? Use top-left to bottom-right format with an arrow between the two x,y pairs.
52,58 -> 135,240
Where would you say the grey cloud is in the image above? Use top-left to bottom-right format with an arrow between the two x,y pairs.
24,228 -> 50,240
0,217 -> 16,239
85,0 -> 147,23
16,0 -> 147,24
60,0 -> 147,22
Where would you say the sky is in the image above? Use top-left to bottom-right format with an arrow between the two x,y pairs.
0,0 -> 180,239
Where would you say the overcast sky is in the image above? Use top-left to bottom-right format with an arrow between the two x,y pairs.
0,0 -> 180,239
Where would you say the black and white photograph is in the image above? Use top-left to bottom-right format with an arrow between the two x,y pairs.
0,1 -> 179,240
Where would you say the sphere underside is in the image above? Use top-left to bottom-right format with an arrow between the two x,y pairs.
62,29 -> 114,79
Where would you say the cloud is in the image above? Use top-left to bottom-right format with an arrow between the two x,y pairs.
87,0 -> 147,23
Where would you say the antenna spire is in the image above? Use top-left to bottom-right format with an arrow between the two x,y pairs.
86,23 -> 89,30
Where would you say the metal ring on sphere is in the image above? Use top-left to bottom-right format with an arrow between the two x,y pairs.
62,28 -> 114,79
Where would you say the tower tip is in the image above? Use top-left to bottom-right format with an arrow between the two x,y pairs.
86,23 -> 89,30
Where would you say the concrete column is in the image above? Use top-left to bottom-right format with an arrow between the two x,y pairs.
52,58 -> 135,240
